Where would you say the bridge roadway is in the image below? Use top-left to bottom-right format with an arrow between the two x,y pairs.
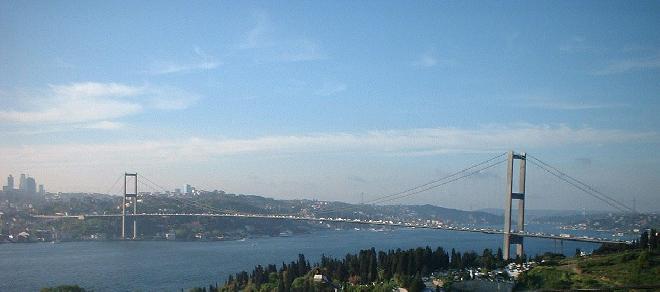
31,213 -> 626,244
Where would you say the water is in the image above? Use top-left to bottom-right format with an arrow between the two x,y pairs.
0,228 -> 601,291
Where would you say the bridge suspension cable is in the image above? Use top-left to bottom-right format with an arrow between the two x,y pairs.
135,180 -> 211,212
370,158 -> 507,205
315,153 -> 507,215
526,155 -> 634,213
103,174 -> 124,196
137,179 -> 221,213
138,181 -> 229,215
137,174 -> 235,215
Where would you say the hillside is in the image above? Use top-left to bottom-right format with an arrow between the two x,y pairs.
516,249 -> 660,290
2,190 -> 502,242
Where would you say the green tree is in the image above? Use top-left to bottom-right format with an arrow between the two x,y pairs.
407,274 -> 425,292
277,272 -> 285,292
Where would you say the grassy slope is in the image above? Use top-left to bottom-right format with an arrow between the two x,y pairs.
516,250 -> 660,290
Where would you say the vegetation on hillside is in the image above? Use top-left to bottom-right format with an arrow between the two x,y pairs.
516,229 -> 660,290
188,245 -> 511,292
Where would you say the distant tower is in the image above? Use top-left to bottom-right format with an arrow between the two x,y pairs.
19,174 -> 26,191
38,184 -> 45,196
26,177 -> 37,194
183,184 -> 192,195
503,151 -> 526,260
7,175 -> 14,190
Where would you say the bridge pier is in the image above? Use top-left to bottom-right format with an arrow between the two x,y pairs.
504,151 -> 526,260
122,173 -> 138,240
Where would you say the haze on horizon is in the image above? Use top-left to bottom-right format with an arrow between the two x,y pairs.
1,1 -> 659,212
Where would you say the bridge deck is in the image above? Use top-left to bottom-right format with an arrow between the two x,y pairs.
31,213 -> 626,244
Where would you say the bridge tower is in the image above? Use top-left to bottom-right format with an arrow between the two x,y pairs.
503,151 -> 526,260
122,173 -> 138,239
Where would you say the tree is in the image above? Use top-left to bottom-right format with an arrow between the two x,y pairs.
407,274 -> 425,292
481,249 -> 494,270
450,249 -> 458,269
650,229 -> 658,250
277,273 -> 285,292
368,248 -> 378,282
283,270 -> 291,292
640,230 -> 649,250
291,277 -> 306,290
297,254 -> 310,277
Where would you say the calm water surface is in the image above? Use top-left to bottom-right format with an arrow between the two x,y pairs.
0,228 -> 602,291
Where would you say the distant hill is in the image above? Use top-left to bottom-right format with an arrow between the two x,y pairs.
190,192 -> 503,225
1,189 -> 504,226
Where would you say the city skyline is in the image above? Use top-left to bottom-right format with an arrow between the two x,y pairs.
3,173 -> 43,195
1,1 -> 659,211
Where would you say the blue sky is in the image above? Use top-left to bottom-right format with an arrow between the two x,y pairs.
1,1 -> 659,211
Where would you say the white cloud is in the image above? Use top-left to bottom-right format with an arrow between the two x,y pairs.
1,125 -> 654,167
239,11 -> 326,63
315,81 -> 347,96
145,47 -> 220,75
275,40 -> 326,62
148,87 -> 200,110
520,97 -> 626,110
0,82 -> 143,124
559,36 -> 591,53
413,52 -> 438,67
240,11 -> 272,50
594,55 -> 660,75
0,82 -> 197,125
147,61 -> 220,75
50,82 -> 144,98
2,125 -> 655,200
83,121 -> 124,130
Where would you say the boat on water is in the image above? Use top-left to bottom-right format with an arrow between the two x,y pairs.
278,231 -> 292,237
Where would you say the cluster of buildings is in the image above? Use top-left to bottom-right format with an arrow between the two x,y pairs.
174,184 -> 198,196
504,262 -> 536,279
2,174 -> 45,195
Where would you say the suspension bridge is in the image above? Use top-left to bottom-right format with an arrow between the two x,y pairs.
30,151 -> 636,259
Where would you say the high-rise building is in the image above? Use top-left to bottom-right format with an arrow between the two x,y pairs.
183,184 -> 192,195
26,177 -> 36,194
7,175 -> 14,190
19,174 -> 26,191
38,184 -> 45,195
